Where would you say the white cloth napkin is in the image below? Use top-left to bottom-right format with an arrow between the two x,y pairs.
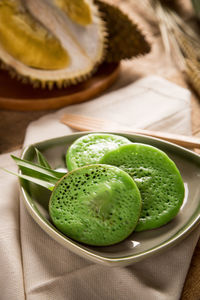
24,75 -> 191,145
1,75 -> 199,300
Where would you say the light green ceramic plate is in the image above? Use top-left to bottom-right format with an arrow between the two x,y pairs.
20,132 -> 200,267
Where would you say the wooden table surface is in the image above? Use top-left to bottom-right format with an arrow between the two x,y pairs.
0,1 -> 199,299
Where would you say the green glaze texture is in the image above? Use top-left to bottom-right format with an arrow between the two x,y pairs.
49,164 -> 142,246
66,133 -> 131,171
100,143 -> 185,231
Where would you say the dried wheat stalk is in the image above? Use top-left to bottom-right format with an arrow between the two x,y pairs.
137,0 -> 200,98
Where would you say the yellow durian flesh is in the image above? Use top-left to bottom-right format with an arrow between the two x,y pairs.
8,0 -> 105,87
54,0 -> 92,26
0,0 -> 69,70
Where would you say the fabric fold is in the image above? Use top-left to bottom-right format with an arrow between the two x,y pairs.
1,75 -> 199,300
0,151 -> 25,300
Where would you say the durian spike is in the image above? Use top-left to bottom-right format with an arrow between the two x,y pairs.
95,0 -> 151,63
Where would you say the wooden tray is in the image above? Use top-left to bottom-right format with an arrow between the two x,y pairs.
0,63 -> 120,111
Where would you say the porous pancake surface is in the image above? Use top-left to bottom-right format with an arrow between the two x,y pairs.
49,164 -> 141,246
100,143 -> 185,231
66,133 -> 131,171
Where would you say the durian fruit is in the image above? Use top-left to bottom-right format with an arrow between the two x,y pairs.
52,0 -> 92,26
0,0 -> 69,70
95,0 -> 150,62
0,0 -> 150,88
0,0 -> 105,88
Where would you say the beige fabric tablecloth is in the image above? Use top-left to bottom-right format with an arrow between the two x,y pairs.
1,76 -> 199,300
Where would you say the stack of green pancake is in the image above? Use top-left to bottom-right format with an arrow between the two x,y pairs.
49,133 -> 185,246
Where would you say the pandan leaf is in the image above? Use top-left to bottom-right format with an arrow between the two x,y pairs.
2,168 -> 55,191
35,148 -> 52,169
18,166 -> 59,185
2,153 -> 65,191
11,155 -> 64,180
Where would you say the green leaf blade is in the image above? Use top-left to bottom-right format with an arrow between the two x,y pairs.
35,148 -> 52,169
19,166 -> 59,185
2,168 -> 55,191
11,155 -> 64,180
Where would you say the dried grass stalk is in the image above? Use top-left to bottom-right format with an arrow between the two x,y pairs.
185,59 -> 200,97
141,0 -> 200,98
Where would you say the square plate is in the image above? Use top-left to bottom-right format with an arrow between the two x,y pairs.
20,132 -> 200,266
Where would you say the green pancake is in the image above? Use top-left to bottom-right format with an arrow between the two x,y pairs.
49,164 -> 142,246
100,143 -> 185,232
66,133 -> 131,171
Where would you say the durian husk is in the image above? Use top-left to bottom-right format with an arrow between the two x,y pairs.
0,0 -> 151,89
95,0 -> 151,63
0,0 -> 107,89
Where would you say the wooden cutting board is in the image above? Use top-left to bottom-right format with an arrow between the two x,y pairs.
0,62 -> 120,111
